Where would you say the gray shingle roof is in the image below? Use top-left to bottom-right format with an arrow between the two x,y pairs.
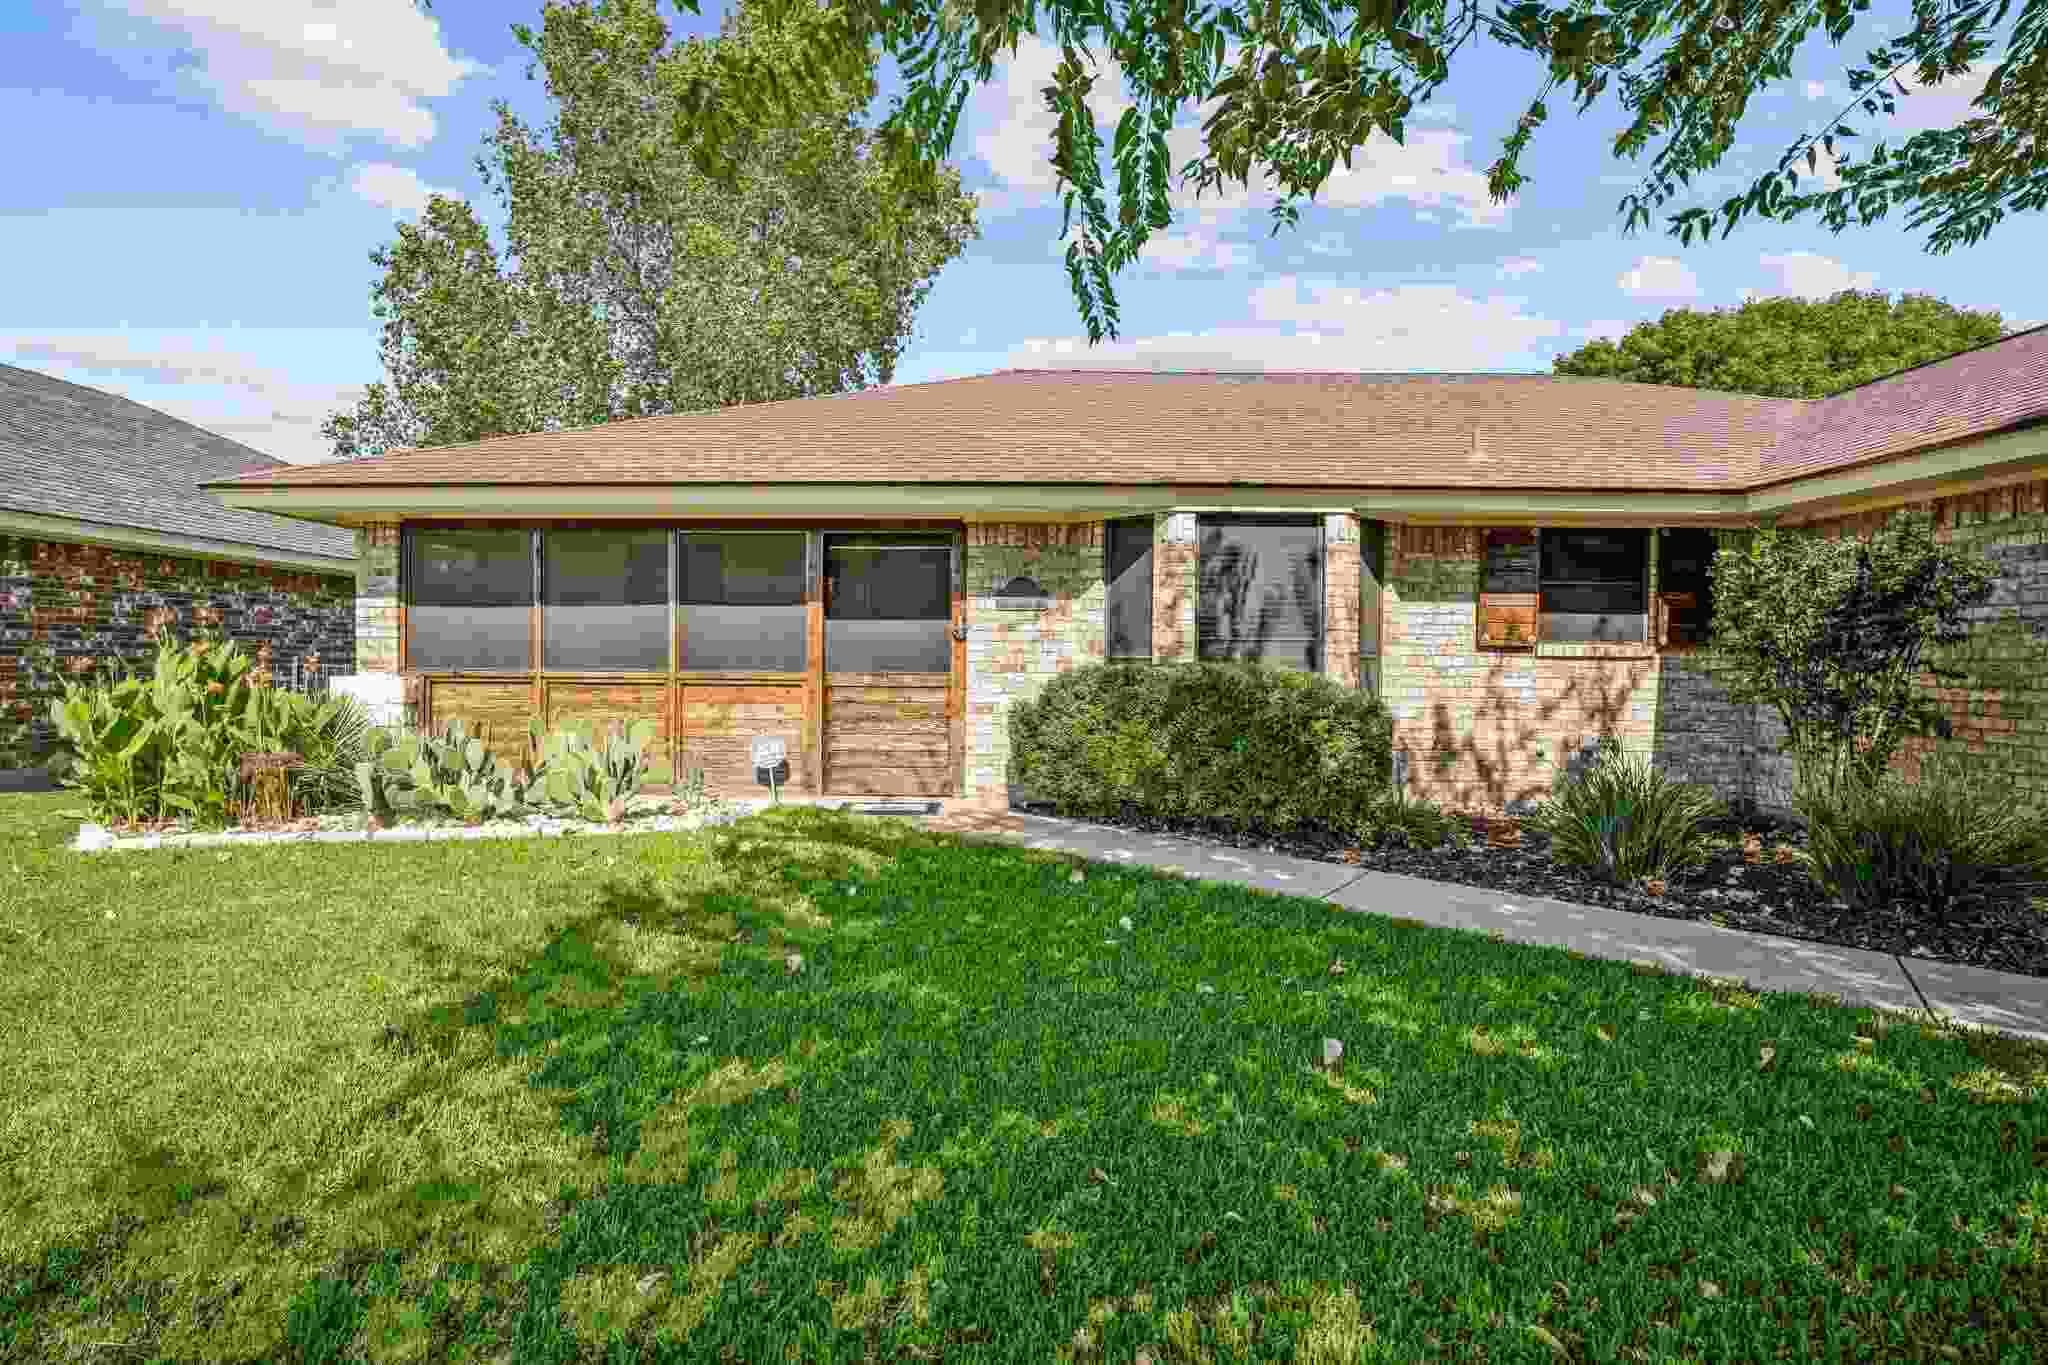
0,363 -> 355,564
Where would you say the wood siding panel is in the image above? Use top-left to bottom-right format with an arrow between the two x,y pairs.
424,680 -> 537,770
545,682 -> 672,781
677,682 -> 812,795
823,672 -> 955,796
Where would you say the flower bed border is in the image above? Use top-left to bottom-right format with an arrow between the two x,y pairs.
71,805 -> 743,854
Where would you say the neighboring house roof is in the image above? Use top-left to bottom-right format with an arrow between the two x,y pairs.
208,323 -> 2048,496
0,363 -> 356,566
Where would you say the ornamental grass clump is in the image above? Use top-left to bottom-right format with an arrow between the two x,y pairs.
1522,735 -> 1725,886
1792,742 -> 2048,917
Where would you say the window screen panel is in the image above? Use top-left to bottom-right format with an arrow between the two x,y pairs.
543,529 -> 670,671
1539,529 -> 1647,643
678,533 -> 808,671
409,529 -> 533,672
826,543 -> 953,673
1105,518 -> 1154,658
1196,518 -> 1323,671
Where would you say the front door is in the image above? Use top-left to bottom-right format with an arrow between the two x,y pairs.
821,535 -> 958,796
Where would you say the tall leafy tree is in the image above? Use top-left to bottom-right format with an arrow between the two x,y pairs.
328,0 -> 978,459
425,0 -> 2048,344
1552,290 -> 2010,398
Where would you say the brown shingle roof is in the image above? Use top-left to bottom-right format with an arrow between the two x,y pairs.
209,324 -> 2048,495
1763,323 -> 2048,486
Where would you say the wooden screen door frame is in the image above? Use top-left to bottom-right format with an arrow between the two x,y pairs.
812,529 -> 963,798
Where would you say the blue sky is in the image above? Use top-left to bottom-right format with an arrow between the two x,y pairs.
8,0 -> 2042,463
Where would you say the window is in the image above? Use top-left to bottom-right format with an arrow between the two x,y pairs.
1196,517 -> 1323,670
408,528 -> 533,671
679,532 -> 808,672
1658,528 -> 1718,645
824,536 -> 953,674
1105,517 -> 1154,658
1539,529 -> 1647,643
543,528 -> 670,671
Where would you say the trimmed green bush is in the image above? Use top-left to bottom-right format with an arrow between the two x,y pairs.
1007,660 -> 1395,838
1522,735 -> 1725,886
1792,743 -> 2048,916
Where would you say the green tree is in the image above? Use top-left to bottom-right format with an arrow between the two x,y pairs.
423,0 -> 2044,344
1551,291 -> 2010,398
1707,512 -> 1998,786
327,0 -> 978,459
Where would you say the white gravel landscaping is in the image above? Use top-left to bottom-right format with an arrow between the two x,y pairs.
70,795 -> 753,854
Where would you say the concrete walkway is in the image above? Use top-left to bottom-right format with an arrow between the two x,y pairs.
917,806 -> 2048,1046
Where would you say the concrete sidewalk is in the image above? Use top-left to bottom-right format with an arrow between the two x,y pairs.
917,806 -> 2048,1045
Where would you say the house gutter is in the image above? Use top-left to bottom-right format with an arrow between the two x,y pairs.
0,507 -> 356,575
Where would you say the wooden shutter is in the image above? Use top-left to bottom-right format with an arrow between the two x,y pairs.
1195,517 -> 1323,670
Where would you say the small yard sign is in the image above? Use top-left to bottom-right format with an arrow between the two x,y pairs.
751,736 -> 790,803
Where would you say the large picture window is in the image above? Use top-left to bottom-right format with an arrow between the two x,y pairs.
1540,529 -> 1648,643
408,528 -> 533,671
1105,517 -> 1154,659
1196,517 -> 1323,670
543,528 -> 670,671
679,532 -> 809,672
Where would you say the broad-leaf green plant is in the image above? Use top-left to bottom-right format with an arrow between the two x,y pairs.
1522,735 -> 1725,886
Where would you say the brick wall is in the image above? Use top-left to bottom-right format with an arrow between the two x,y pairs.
1323,513 -> 1361,687
1380,524 -> 1667,815
355,522 -> 401,674
1152,512 -> 1198,663
964,522 -> 1107,802
1375,485 -> 2048,819
0,534 -> 355,768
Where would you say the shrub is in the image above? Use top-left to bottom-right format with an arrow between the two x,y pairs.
1008,661 -> 1394,837
1792,743 -> 2048,916
355,718 -> 533,824
1522,735 -> 1725,885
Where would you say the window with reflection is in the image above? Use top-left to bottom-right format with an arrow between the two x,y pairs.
543,528 -> 670,671
679,533 -> 808,671
1540,529 -> 1648,642
825,540 -> 953,673
408,529 -> 533,671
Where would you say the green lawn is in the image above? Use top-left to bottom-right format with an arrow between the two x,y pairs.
2,788 -> 2045,1363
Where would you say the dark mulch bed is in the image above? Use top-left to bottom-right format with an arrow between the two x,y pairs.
1016,804 -> 2048,980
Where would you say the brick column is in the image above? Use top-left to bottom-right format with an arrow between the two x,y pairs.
962,522 -> 1107,806
1323,512 -> 1360,687
1152,512 -> 1199,663
355,522 -> 400,673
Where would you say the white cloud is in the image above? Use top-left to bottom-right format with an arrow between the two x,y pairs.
1496,256 -> 1542,280
964,34 -> 1505,238
1753,250 -> 1878,299
1617,256 -> 1702,299
1891,63 -> 1995,132
1804,80 -> 1830,100
349,161 -> 461,218
1317,127 -> 1508,228
75,0 -> 483,151
1137,228 -> 1254,272
1575,319 -> 1633,343
1000,280 -> 1563,371
4,332 -> 367,464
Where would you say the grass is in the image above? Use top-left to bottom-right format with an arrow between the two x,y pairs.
2,787 -> 2046,1363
